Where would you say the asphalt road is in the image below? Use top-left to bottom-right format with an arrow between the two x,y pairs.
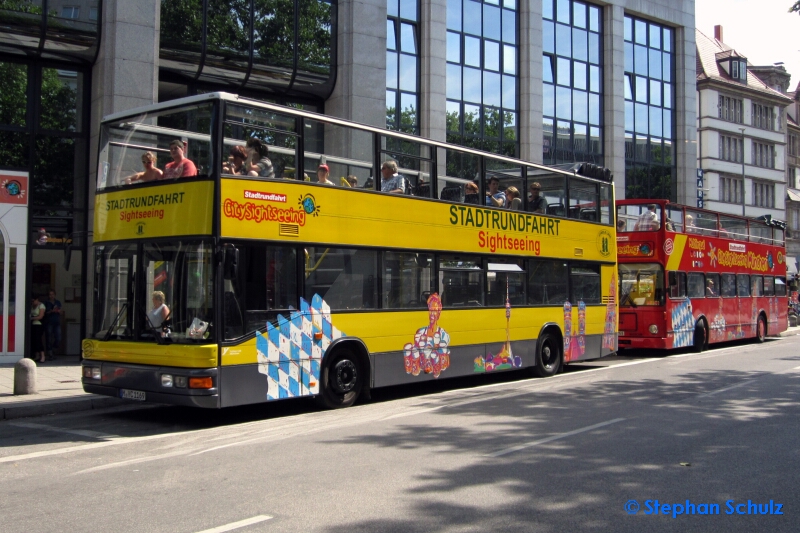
1,337 -> 799,533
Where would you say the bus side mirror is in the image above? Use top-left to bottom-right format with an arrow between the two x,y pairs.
223,245 -> 239,280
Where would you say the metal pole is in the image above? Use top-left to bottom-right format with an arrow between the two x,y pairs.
740,127 -> 746,216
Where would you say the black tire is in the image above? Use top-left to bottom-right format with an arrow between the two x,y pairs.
316,349 -> 362,409
533,331 -> 562,378
693,322 -> 707,353
756,315 -> 767,343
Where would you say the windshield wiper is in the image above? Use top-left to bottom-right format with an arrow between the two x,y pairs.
620,291 -> 637,308
103,302 -> 128,341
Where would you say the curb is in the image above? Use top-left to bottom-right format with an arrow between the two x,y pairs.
779,327 -> 800,337
1,396 -> 128,420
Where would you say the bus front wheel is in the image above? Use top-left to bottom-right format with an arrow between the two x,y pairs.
534,331 -> 562,378
693,322 -> 707,353
317,349 -> 362,409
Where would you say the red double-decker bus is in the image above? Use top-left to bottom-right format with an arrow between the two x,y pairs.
616,199 -> 788,351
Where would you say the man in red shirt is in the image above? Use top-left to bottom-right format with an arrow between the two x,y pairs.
162,139 -> 197,179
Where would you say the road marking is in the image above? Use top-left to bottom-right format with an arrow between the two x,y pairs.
194,515 -> 273,533
485,418 -> 625,458
8,421 -> 118,440
694,380 -> 755,400
0,431 -> 195,464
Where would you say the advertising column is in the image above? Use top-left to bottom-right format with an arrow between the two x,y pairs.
0,171 -> 28,362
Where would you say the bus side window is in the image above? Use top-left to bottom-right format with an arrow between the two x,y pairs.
668,271 -> 686,298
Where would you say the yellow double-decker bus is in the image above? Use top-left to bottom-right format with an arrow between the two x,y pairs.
82,92 -> 617,408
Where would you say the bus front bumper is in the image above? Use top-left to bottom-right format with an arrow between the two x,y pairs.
82,362 -> 220,408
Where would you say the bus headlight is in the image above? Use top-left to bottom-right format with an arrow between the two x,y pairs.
649,324 -> 659,334
161,374 -> 174,387
83,366 -> 101,380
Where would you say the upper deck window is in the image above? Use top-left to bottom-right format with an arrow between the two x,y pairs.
616,203 -> 661,232
99,104 -> 214,190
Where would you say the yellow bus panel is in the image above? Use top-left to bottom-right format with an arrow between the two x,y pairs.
82,339 -> 217,368
220,179 -> 616,262
94,180 -> 214,243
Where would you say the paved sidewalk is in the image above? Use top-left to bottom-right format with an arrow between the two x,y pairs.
0,357 -> 126,420
2,326 -> 799,420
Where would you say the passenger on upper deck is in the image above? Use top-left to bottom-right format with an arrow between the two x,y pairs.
245,138 -> 275,179
125,152 -> 163,185
163,140 -> 198,179
528,182 -> 546,213
634,204 -> 660,231
464,182 -> 480,204
617,218 -> 626,232
485,176 -> 505,207
222,146 -> 248,175
706,279 -> 717,297
684,214 -> 696,234
316,164 -> 335,185
346,175 -> 358,187
505,186 -> 522,210
380,160 -> 406,194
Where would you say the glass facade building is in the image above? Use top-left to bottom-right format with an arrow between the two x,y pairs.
623,14 -> 676,200
542,0 -> 603,166
386,0 -> 420,134
445,0 -> 518,156
0,0 -> 697,358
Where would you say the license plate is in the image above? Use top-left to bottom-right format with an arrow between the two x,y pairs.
120,389 -> 146,401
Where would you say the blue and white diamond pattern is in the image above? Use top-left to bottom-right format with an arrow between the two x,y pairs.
671,299 -> 694,348
256,294 -> 344,400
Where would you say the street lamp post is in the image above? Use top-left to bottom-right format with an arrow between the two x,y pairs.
740,127 -> 746,216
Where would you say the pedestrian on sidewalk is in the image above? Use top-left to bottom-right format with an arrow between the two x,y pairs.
44,289 -> 63,359
30,295 -> 46,363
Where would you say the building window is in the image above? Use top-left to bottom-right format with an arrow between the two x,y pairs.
751,141 -> 775,168
623,15 -> 675,200
61,6 -> 80,19
718,95 -> 743,123
752,102 -> 775,131
718,134 -> 743,163
752,181 -> 775,208
720,176 -> 744,204
89,7 -> 98,21
788,133 -> 798,157
446,0 -> 518,156
542,0 -> 603,165
386,0 -> 419,134
790,166 -> 798,189
790,207 -> 800,232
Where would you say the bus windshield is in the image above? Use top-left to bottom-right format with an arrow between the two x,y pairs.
619,263 -> 664,307
94,240 -> 215,343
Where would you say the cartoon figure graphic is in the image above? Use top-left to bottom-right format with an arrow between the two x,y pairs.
563,301 -> 572,361
602,274 -> 617,350
563,300 -> 586,362
403,293 -> 450,378
475,279 -> 522,373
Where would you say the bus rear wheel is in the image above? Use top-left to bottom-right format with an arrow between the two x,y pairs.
533,331 -> 562,378
317,349 -> 362,409
756,316 -> 767,343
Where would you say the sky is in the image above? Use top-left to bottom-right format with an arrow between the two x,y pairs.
695,0 -> 800,91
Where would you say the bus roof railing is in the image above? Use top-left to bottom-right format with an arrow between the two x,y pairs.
102,92 -> 611,185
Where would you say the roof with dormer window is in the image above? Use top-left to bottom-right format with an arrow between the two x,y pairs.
696,29 -> 792,102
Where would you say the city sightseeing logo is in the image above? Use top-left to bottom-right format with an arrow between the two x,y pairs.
298,193 -> 321,217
